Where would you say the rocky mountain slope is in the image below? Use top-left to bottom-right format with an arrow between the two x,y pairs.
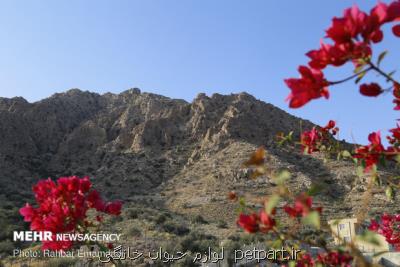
1,88 -> 399,264
0,88 -> 314,200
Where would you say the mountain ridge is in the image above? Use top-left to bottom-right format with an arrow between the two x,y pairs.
0,88 -> 315,197
1,88 -> 399,263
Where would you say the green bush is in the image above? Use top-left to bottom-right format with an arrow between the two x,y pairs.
0,240 -> 15,256
125,208 -> 139,219
180,232 -> 217,253
107,215 -> 123,224
162,221 -> 190,236
126,225 -> 142,237
155,214 -> 167,224
192,215 -> 208,224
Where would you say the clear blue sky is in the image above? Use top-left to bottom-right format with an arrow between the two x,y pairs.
0,0 -> 399,145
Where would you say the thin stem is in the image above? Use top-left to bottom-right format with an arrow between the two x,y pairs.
328,67 -> 372,85
368,61 -> 399,84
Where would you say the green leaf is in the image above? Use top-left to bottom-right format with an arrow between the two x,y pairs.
371,164 -> 378,173
238,197 -> 246,207
357,230 -> 381,246
377,50 -> 388,67
355,71 -> 366,84
235,206 -> 245,213
274,170 -> 291,185
287,131 -> 293,141
307,183 -> 325,196
302,211 -> 320,229
270,239 -> 283,249
387,70 -> 396,82
379,155 -> 387,167
386,186 -> 394,200
354,62 -> 365,73
265,195 -> 280,215
341,150 -> 352,158
374,176 -> 382,186
356,165 -> 364,177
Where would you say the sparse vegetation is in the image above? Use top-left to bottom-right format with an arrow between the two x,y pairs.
216,219 -> 228,228
191,214 -> 207,224
162,220 -> 190,236
126,225 -> 142,237
46,257 -> 78,267
180,231 -> 217,253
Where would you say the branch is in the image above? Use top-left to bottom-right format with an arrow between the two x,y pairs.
328,67 -> 372,86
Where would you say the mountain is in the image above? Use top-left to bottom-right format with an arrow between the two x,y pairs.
0,88 -> 313,199
0,88 -> 399,265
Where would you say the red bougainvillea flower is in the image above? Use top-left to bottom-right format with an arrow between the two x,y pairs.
369,213 -> 400,250
326,5 -> 368,44
237,211 -> 276,234
307,42 -> 348,69
293,251 -> 353,267
307,41 -> 371,70
353,127 -> 400,170
325,2 -> 399,44
362,3 -> 387,43
19,176 -> 123,251
237,202 -> 276,234
388,124 -> 400,145
301,128 -> 321,154
295,253 -> 315,267
395,83 -> 400,95
300,120 -> 338,154
286,1 -> 400,109
285,66 -> 329,108
105,201 -> 122,216
393,24 -> 400,36
391,0 -> 400,34
393,98 -> 400,110
359,83 -> 383,97
322,120 -> 335,131
259,210 -> 276,233
393,83 -> 400,110
354,131 -> 385,171
237,213 -> 259,233
87,190 -> 106,212
322,120 -> 340,136
283,193 -> 322,218
388,1 -> 400,18
20,203 -> 36,222
320,3 -> 387,68
316,251 -> 353,267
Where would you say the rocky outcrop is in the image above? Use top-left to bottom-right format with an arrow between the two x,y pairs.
0,88 -> 397,223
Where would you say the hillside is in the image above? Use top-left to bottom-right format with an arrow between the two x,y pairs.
0,88 -> 399,265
